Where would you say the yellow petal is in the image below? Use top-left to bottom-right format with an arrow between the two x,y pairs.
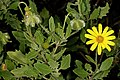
107,41 -> 115,46
87,29 -> 97,37
98,23 -> 102,34
104,30 -> 114,37
92,26 -> 99,35
106,36 -> 116,40
86,40 -> 95,45
97,43 -> 102,55
102,26 -> 109,35
90,42 -> 98,51
105,44 -> 111,52
85,34 -> 96,40
100,43 -> 105,49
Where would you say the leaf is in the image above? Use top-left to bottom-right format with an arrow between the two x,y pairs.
34,62 -> 52,75
85,55 -> 96,64
85,63 -> 92,72
66,2 -> 80,18
5,59 -> 15,70
100,57 -> 113,71
56,27 -> 64,39
40,8 -> 49,19
93,70 -> 110,79
26,49 -> 38,59
24,32 -> 33,43
60,54 -> 71,70
49,16 -> 55,32
80,29 -> 86,43
48,59 -> 59,69
99,3 -> 110,19
75,60 -> 83,69
73,68 -> 88,79
7,50 -> 27,64
29,0 -> 37,14
8,1 -> 19,10
65,24 -> 72,38
90,7 -> 100,19
1,71 -> 13,80
54,48 -> 66,60
34,29 -> 44,45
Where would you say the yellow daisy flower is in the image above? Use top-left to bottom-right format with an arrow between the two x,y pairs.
85,23 -> 116,55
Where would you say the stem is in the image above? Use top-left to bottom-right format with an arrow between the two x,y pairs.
63,13 -> 71,30
18,2 -> 28,17
53,42 -> 60,54
95,51 -> 98,71
38,24 -> 50,34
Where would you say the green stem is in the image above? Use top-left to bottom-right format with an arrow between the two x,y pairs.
63,13 -> 71,30
18,2 -> 28,17
38,24 -> 50,34
95,51 -> 98,71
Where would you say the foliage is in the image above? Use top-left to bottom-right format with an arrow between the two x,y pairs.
0,0 -> 119,80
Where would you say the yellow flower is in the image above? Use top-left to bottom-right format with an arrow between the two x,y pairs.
85,23 -> 116,55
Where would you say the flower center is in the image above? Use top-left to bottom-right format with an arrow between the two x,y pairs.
96,36 -> 104,43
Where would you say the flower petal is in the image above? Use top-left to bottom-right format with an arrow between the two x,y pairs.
100,43 -> 105,49
102,26 -> 109,35
85,34 -> 96,40
97,43 -> 102,55
87,29 -> 97,37
105,44 -> 111,52
86,40 -> 95,45
98,23 -> 102,34
104,30 -> 114,37
106,36 -> 116,40
90,42 -> 98,51
107,41 -> 115,46
92,26 -> 99,35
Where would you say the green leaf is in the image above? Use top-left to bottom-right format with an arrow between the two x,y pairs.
30,42 -> 39,50
99,3 -> 110,19
26,49 -> 38,59
8,1 -> 19,10
80,29 -> 86,43
85,55 -> 96,64
49,16 -> 55,32
29,0 -> 37,14
5,59 -> 15,70
93,70 -> 110,79
75,60 -> 83,69
60,54 -> 71,70
54,48 -> 66,60
24,32 -> 33,43
48,59 -> 59,69
90,7 -> 100,19
66,2 -> 80,18
34,62 -> 52,75
7,50 -> 27,64
11,66 -> 27,77
40,8 -> 49,19
100,57 -> 113,71
79,0 -> 91,15
1,71 -> 13,80
56,27 -> 64,39
85,63 -> 92,72
24,66 -> 38,77
34,29 -> 44,45
73,68 -> 88,79
65,24 -> 72,38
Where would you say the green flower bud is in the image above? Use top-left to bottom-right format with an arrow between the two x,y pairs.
70,19 -> 85,30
